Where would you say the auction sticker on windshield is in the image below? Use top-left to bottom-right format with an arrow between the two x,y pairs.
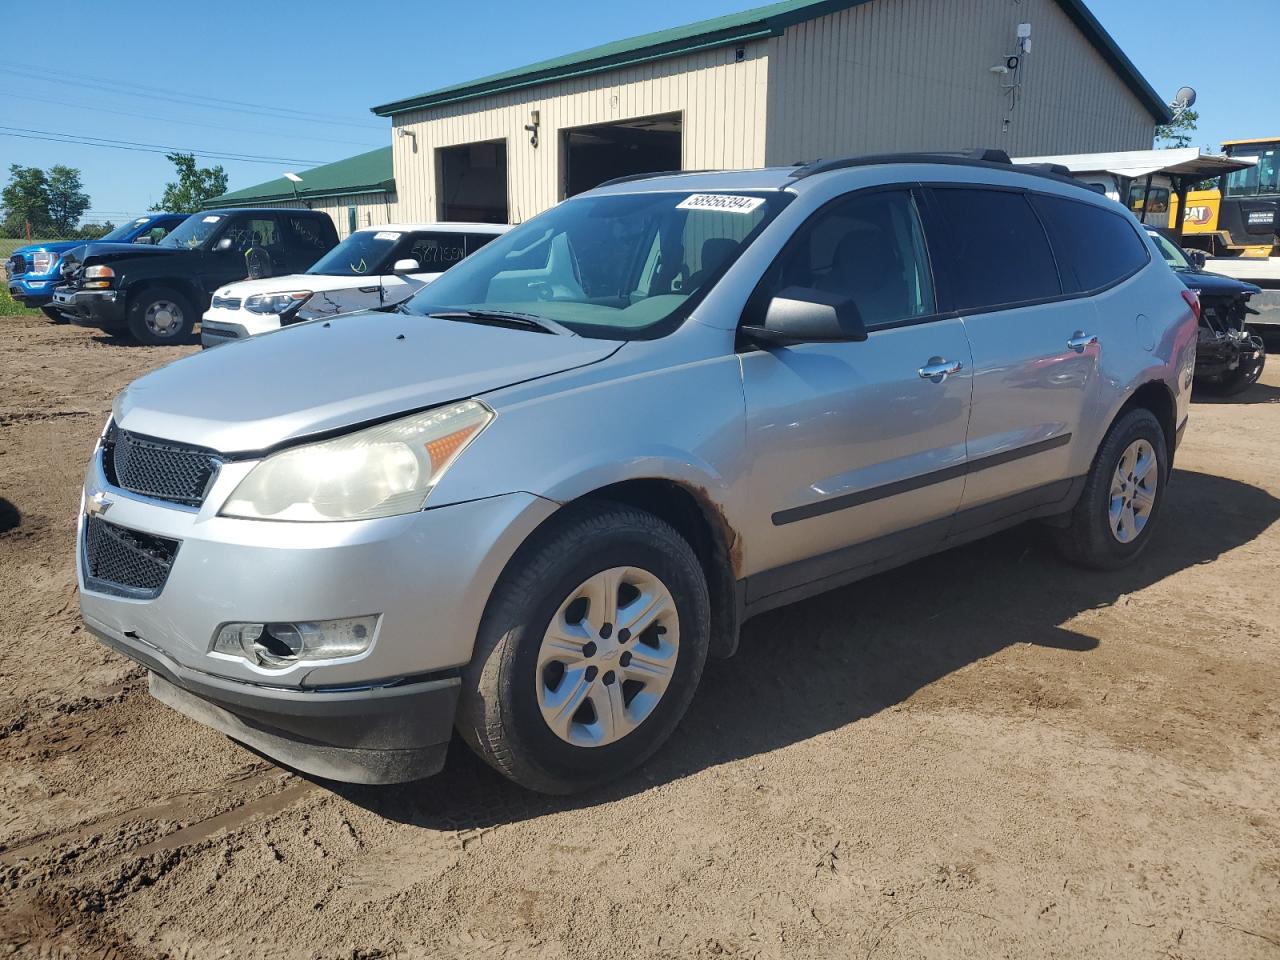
675,194 -> 765,214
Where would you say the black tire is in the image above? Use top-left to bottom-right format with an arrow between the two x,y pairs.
1052,407 -> 1169,570
126,287 -> 195,345
457,501 -> 711,794
1202,346 -> 1265,397
40,306 -> 68,324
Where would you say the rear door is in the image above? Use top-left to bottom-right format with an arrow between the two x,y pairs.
740,187 -> 973,601
284,214 -> 333,273
925,186 -> 1097,518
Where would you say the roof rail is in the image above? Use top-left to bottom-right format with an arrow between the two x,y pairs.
595,169 -> 718,188
788,148 -> 1076,185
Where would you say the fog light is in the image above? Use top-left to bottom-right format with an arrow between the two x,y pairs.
212,615 -> 378,668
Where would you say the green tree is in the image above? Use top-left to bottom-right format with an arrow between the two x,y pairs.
151,153 -> 229,213
1,164 -> 52,237
45,165 -> 91,234
1155,109 -> 1199,149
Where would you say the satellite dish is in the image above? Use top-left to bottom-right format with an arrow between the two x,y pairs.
1174,86 -> 1197,109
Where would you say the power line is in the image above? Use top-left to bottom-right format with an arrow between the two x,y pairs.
6,92 -> 384,149
0,62 -> 384,130
0,125 -> 330,165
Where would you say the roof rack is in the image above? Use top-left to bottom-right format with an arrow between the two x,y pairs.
788,148 -> 1077,185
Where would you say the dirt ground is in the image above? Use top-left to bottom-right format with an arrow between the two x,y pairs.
1,313 -> 1278,960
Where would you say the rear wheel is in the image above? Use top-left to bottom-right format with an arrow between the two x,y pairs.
1052,407 -> 1169,570
457,502 -> 710,794
127,287 -> 195,345
40,306 -> 68,324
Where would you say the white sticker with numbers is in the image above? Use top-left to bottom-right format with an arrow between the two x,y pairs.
675,194 -> 765,214
373,231 -> 402,241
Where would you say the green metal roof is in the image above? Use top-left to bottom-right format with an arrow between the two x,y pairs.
203,147 -> 394,207
370,0 -> 1170,123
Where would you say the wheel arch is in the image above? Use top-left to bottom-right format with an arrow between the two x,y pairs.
1115,379 -> 1177,462
126,277 -> 204,315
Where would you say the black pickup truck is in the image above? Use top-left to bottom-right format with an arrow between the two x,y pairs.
51,207 -> 338,344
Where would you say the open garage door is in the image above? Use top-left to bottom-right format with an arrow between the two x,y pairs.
563,113 -> 682,198
437,139 -> 509,223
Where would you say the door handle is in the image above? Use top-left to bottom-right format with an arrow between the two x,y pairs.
917,357 -> 963,382
1067,331 -> 1099,353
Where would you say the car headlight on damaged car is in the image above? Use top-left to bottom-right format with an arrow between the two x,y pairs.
220,400 -> 494,522
244,291 -> 311,315
213,616 -> 379,668
83,264 -> 114,289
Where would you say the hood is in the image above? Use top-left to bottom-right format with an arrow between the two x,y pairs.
1178,269 -> 1263,297
114,311 -> 623,453
11,240 -> 83,257
77,241 -> 185,262
214,273 -> 375,299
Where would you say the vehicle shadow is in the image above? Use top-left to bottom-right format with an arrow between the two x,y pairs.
329,468 -> 1280,829
0,499 -> 19,535
1192,380 -> 1280,404
90,330 -> 200,348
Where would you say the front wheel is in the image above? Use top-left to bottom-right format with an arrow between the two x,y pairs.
127,287 -> 195,345
1052,408 -> 1169,570
457,502 -> 711,793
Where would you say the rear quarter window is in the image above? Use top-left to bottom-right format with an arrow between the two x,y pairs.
1030,194 -> 1150,293
929,187 -> 1061,311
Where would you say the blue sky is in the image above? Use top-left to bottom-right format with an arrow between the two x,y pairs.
1,0 -> 1273,218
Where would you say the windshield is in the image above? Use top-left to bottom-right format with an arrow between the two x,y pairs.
308,230 -> 403,276
99,217 -> 153,243
1148,231 -> 1191,270
159,213 -> 224,250
400,190 -> 787,339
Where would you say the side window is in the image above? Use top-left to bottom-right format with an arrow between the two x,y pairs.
464,233 -> 499,256
1030,194 -> 1150,293
758,189 -> 935,328
408,233 -> 468,270
929,188 -> 1060,310
224,216 -> 280,252
288,216 -> 329,254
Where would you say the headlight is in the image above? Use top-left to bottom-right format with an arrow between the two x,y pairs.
33,251 -> 59,274
221,400 -> 494,522
244,291 -> 311,315
84,264 -> 115,278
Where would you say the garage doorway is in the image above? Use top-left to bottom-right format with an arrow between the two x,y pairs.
563,113 -> 682,198
437,139 -> 509,223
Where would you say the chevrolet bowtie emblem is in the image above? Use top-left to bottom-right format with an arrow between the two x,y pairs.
86,492 -> 113,518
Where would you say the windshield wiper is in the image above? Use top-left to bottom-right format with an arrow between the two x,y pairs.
426,309 -> 567,335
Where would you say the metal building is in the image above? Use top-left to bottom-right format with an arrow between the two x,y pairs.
373,0 -> 1170,223
203,147 -> 396,238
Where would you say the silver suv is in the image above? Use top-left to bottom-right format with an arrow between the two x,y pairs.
77,152 -> 1197,793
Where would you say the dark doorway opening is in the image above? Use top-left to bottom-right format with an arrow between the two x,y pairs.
563,113 -> 682,198
437,139 -> 509,223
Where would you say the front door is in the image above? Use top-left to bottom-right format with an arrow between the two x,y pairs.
740,188 -> 973,603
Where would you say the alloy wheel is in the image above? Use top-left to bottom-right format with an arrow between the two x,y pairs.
1108,438 -> 1158,543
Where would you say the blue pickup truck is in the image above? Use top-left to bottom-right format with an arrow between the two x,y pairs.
5,213 -> 188,320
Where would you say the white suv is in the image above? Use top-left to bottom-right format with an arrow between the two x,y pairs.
200,222 -> 509,346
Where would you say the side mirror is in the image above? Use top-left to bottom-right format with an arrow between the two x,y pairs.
133,236 -> 153,245
1189,250 -> 1207,269
214,237 -> 234,252
392,258 -> 420,274
741,286 -> 868,345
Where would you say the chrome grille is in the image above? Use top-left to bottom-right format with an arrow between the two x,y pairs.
83,517 -> 179,597
211,295 -> 242,310
103,424 -> 222,507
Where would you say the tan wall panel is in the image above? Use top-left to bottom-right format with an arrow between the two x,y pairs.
390,40 -> 771,222
764,0 -> 1155,164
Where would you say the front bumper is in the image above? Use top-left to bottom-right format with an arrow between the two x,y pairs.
201,306 -> 281,347
86,620 -> 460,783
7,276 -> 58,305
76,446 -> 558,782
52,286 -> 126,327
